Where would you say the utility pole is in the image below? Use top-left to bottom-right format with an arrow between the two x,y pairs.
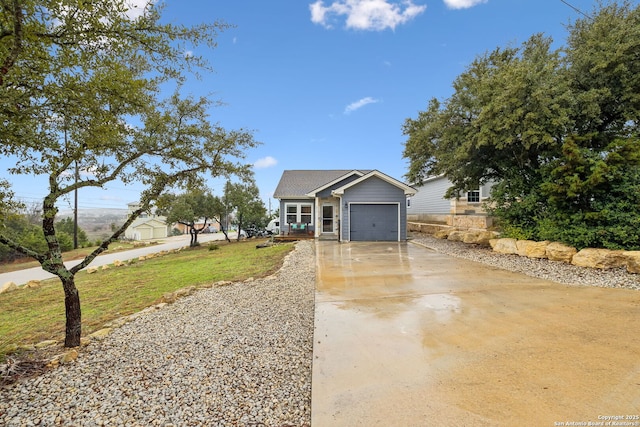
73,160 -> 78,249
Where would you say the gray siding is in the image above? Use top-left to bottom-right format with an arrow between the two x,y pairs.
340,176 -> 407,241
316,174 -> 362,198
407,177 -> 451,215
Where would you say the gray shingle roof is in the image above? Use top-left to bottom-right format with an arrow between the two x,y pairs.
273,170 -> 366,198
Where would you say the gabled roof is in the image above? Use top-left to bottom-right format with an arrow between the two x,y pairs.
331,170 -> 416,196
274,170 -> 368,198
274,169 -> 414,199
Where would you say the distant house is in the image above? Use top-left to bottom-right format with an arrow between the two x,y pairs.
123,202 -> 170,240
407,175 -> 493,228
273,170 -> 416,242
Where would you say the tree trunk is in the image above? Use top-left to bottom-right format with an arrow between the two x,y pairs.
61,275 -> 82,347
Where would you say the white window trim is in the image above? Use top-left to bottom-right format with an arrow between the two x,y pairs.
285,202 -> 314,225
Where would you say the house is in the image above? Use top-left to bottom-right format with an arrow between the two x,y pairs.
273,170 -> 416,242
123,202 -> 170,240
406,175 -> 493,229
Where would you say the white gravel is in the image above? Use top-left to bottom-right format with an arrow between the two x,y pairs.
410,233 -> 640,291
0,241 -> 315,427
2,235 -> 638,426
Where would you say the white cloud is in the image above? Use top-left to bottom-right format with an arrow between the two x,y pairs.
254,156 -> 278,169
123,0 -> 155,20
344,97 -> 379,114
443,0 -> 487,10
310,0 -> 426,31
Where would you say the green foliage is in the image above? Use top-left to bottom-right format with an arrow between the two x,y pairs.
403,1 -> 640,250
0,0 -> 256,347
55,217 -> 90,247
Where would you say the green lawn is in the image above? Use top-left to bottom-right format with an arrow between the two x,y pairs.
0,239 -> 294,360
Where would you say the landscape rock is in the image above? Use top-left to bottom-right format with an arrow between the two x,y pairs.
113,260 -> 125,267
88,328 -> 112,340
34,340 -> 58,349
174,286 -> 196,298
571,248 -> 627,269
161,292 -> 177,303
623,251 -> 640,274
492,238 -> 518,255
546,242 -> 577,263
434,229 -> 451,239
1,281 -> 19,294
24,280 -> 41,289
516,240 -> 549,259
60,349 -> 79,364
447,231 -> 466,242
86,267 -> 99,274
462,231 -> 495,246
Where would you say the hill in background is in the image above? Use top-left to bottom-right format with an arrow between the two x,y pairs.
57,209 -> 128,241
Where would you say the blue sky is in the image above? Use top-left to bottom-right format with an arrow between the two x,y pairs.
1,0 -> 609,214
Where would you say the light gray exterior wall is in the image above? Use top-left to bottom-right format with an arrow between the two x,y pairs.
340,176 -> 408,241
407,176 -> 451,216
316,174 -> 362,198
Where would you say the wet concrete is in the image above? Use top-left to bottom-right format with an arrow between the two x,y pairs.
312,241 -> 640,426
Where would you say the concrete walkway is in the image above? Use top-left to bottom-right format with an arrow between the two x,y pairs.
312,241 -> 640,426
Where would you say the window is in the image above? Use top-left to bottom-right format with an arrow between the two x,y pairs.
285,203 -> 313,224
467,190 -> 480,203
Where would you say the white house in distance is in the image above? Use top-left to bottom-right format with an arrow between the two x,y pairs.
407,175 -> 493,230
123,202 -> 170,241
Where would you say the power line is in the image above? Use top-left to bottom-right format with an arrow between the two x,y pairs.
559,0 -> 591,19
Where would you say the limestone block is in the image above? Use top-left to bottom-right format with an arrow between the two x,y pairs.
24,280 -> 41,289
175,286 -> 196,297
434,230 -> 450,239
0,281 -> 18,294
571,248 -> 627,269
89,328 -> 112,340
463,231 -> 494,246
60,349 -> 79,364
86,267 -> 98,274
518,240 -> 549,259
35,339 -> 58,349
492,238 -> 518,255
489,239 -> 499,249
161,292 -> 177,303
101,265 -> 109,271
113,260 -> 125,267
447,231 -> 466,242
516,240 -> 534,257
546,242 -> 577,263
623,251 -> 640,274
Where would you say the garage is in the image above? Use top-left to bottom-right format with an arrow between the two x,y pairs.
349,203 -> 399,241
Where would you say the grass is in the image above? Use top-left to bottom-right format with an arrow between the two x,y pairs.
0,239 -> 294,361
0,241 -> 143,274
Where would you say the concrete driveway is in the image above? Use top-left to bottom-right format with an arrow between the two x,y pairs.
312,241 -> 640,426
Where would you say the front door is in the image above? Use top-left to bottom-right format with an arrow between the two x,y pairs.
322,204 -> 334,233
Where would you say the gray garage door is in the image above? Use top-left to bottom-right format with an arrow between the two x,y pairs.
349,204 -> 398,241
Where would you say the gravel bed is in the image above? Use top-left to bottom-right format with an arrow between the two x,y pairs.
2,236 -> 638,426
0,241 -> 315,427
410,233 -> 640,291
